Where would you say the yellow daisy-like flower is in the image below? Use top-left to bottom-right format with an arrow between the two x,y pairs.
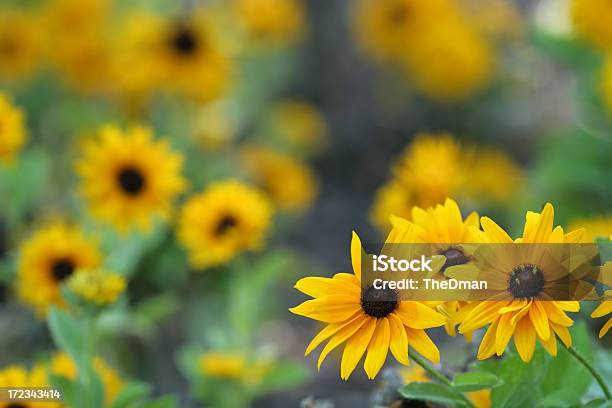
192,102 -> 238,151
458,0 -> 522,40
113,10 -> 232,102
234,0 -> 305,45
0,364 -> 61,408
177,180 -> 273,269
0,8 -> 42,82
0,92 -> 27,163
290,232 -> 447,380
370,180 -> 416,232
51,352 -> 124,405
17,222 -> 101,317
240,146 -> 318,213
67,269 -> 126,306
199,351 -> 273,386
457,203 -> 584,362
571,0 -> 612,50
568,215 -> 612,242
76,125 -> 186,233
268,99 -> 328,155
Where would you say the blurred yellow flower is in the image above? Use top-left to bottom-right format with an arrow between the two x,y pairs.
241,146 -> 318,213
0,92 -> 27,163
0,364 -> 61,408
51,352 -> 124,405
600,55 -> 612,116
290,232 -> 446,380
76,125 -> 186,233
269,99 -> 328,155
370,180 -> 416,231
0,8 -> 42,82
458,0 -> 522,40
192,102 -> 238,151
67,269 -> 126,306
17,222 -> 101,317
398,365 -> 428,384
467,389 -> 492,408
571,0 -> 612,50
114,10 -> 232,102
568,215 -> 612,242
234,0 -> 305,45
199,351 -> 273,386
177,180 -> 273,269
458,203 -> 584,362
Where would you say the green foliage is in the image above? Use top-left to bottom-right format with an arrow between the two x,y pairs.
451,371 -> 503,392
398,382 -> 469,407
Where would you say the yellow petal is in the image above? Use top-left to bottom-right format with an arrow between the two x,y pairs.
529,301 -> 550,341
364,318 -> 391,379
395,302 -> 447,329
495,313 -> 515,356
465,211 -> 480,228
540,325 -> 558,356
540,302 -> 574,327
477,319 -> 499,360
317,315 -> 369,369
481,217 -> 513,243
295,276 -> 360,298
351,231 -> 362,281
340,317 -> 377,380
305,312 -> 362,356
591,301 -> 612,318
551,323 -> 572,348
514,316 -> 536,362
459,301 -> 507,333
289,295 -> 360,323
555,301 -> 580,312
599,318 -> 612,338
388,313 -> 409,365
406,328 -> 440,363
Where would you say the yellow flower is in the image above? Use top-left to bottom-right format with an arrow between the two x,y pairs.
0,92 -> 27,163
467,389 -> 492,408
571,0 -> 612,50
0,364 -> 61,408
370,180 -> 416,232
398,365 -> 429,384
458,0 -> 522,40
67,269 -> 126,306
290,232 -> 446,380
199,351 -> 273,386
591,292 -> 612,338
17,222 -> 101,317
568,215 -> 612,242
192,102 -> 238,151
234,0 -> 305,45
76,125 -> 186,233
113,10 -> 232,102
44,0 -> 113,92
240,146 -> 318,213
51,352 -> 124,405
0,8 -> 42,82
463,147 -> 524,203
457,203 -> 584,362
268,99 -> 328,155
177,180 -> 273,269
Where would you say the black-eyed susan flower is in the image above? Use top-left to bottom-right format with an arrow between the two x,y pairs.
268,99 -> 328,155
568,215 -> 612,242
51,352 -> 124,405
456,203 -> 585,362
0,92 -> 27,163
0,364 -> 62,408
76,125 -> 186,233
240,146 -> 318,213
177,180 -> 273,269
571,0 -> 612,50
234,0 -> 305,46
67,269 -> 126,306
290,232 -> 447,380
17,222 -> 101,317
0,8 -> 42,82
199,351 -> 273,386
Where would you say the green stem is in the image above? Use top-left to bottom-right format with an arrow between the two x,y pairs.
408,349 -> 476,408
567,346 -> 611,400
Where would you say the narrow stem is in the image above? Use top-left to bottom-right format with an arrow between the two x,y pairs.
567,347 -> 611,400
408,349 -> 476,408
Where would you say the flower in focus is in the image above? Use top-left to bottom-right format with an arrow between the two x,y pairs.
0,8 -> 42,82
67,269 -> 126,306
240,146 -> 318,213
199,351 -> 273,387
268,99 -> 328,155
76,125 -> 186,233
177,180 -> 273,269
591,291 -> 611,338
568,215 -> 612,242
571,0 -> 612,50
51,352 -> 124,405
17,222 -> 101,316
290,232 -> 447,380
0,364 -> 61,408
457,203 -> 585,362
0,92 -> 27,163
234,0 -> 305,46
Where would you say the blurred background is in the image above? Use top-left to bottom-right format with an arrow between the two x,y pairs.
0,0 -> 611,407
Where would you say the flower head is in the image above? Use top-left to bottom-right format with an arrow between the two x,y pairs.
198,351 -> 273,387
0,92 -> 27,163
67,269 -> 126,306
571,0 -> 612,50
0,364 -> 61,408
0,8 -> 42,82
234,0 -> 305,46
268,99 -> 328,155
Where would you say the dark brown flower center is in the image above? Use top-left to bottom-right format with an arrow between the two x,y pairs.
438,247 -> 470,272
51,258 -> 75,282
215,215 -> 237,236
388,3 -> 410,25
117,167 -> 145,195
361,285 -> 398,318
397,399 -> 430,408
171,25 -> 199,56
508,264 -> 545,299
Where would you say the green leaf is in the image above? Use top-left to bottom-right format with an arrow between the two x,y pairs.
257,361 -> 310,396
452,371 -> 503,392
398,382 -> 468,407
536,388 -> 582,407
134,395 -> 178,408
48,374 -> 78,407
581,399 -> 612,408
492,349 -> 548,408
47,308 -> 86,366
109,382 -> 152,408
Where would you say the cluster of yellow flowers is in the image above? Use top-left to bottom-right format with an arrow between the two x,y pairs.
291,198 -> 611,382
370,132 -> 524,231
